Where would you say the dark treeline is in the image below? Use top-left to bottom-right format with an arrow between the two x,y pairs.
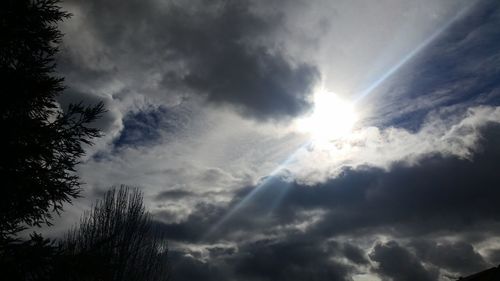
0,0 -> 169,280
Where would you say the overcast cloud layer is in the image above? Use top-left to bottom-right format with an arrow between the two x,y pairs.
48,0 -> 500,280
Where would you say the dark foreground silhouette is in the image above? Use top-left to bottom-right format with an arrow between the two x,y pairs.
458,265 -> 500,281
1,1 -> 170,280
56,186 -> 170,281
0,0 -> 104,240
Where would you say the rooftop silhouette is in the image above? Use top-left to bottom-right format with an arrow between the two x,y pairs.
458,265 -> 500,281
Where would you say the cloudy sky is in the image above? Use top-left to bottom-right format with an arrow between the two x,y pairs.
50,0 -> 500,280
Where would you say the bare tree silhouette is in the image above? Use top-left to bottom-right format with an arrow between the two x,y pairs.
56,186 -> 170,281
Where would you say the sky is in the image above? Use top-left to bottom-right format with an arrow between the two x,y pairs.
49,0 -> 500,280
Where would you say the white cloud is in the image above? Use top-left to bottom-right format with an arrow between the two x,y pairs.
288,105 -> 500,184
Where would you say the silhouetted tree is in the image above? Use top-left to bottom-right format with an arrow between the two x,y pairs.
57,186 -> 170,281
0,232 -> 59,281
0,0 -> 104,239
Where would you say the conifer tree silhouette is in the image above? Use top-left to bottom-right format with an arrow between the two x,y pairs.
0,0 -> 104,239
0,1 -> 104,279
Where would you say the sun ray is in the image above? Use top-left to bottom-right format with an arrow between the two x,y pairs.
201,2 -> 479,242
354,2 -> 476,104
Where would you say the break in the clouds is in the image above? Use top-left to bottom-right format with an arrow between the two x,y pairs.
47,0 -> 500,280
360,0 -> 500,131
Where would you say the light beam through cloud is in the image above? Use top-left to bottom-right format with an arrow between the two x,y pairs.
203,142 -> 309,240
354,2 -> 477,104
201,0 -> 479,243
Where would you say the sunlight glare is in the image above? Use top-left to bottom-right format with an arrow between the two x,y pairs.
297,91 -> 358,142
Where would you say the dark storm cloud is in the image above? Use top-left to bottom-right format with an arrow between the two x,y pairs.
370,241 -> 438,281
154,123 -> 500,280
411,240 -> 489,276
195,121 -> 500,240
61,0 -> 319,120
161,1 -> 319,120
154,176 -> 298,242
168,237 -> 358,281
155,189 -> 195,201
281,124 -> 500,239
233,238 -> 353,281
340,243 -> 369,265
365,0 -> 500,131
485,249 -> 500,265
155,124 -> 500,239
154,202 -> 227,242
169,250 -> 225,281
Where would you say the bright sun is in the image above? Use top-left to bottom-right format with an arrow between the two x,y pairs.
296,91 -> 358,141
